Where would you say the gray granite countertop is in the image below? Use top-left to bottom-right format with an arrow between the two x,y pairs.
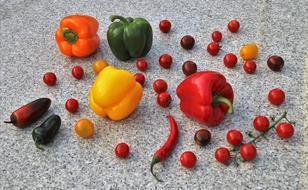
0,0 -> 307,189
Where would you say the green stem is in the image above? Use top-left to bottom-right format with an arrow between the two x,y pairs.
62,28 -> 78,44
248,111 -> 287,145
213,93 -> 233,114
233,111 -> 288,159
34,137 -> 45,151
4,121 -> 13,124
110,15 -> 129,24
150,157 -> 163,182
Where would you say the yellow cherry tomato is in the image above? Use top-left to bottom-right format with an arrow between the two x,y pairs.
74,119 -> 94,138
92,60 -> 109,75
240,43 -> 259,60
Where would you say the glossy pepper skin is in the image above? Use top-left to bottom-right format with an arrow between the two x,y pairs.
107,15 -> 153,61
150,115 -> 179,182
4,98 -> 51,128
55,15 -> 100,57
89,64 -> 143,120
32,114 -> 61,150
176,71 -> 234,126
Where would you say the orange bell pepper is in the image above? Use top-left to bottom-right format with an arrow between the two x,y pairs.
55,15 -> 100,57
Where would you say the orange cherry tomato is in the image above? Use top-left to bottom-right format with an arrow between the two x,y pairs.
240,43 -> 259,60
92,60 -> 109,75
74,119 -> 94,138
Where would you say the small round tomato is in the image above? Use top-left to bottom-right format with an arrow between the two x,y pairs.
227,20 -> 240,33
92,60 -> 109,75
267,55 -> 284,72
159,20 -> 171,33
180,151 -> 197,169
72,66 -> 84,80
194,129 -> 211,146
182,61 -> 197,76
226,130 -> 243,146
243,61 -> 257,74
115,143 -> 130,159
207,42 -> 220,56
180,35 -> 195,50
136,58 -> 148,71
215,147 -> 231,164
240,43 -> 259,60
223,53 -> 238,68
43,72 -> 57,86
134,73 -> 145,86
74,119 -> 94,138
253,116 -> 270,132
159,54 -> 173,69
153,79 -> 168,94
65,98 -> 79,113
276,122 -> 294,139
157,92 -> 172,108
240,144 -> 257,161
268,88 -> 285,106
212,31 -> 222,42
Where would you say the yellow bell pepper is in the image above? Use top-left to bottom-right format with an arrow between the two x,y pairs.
89,64 -> 143,120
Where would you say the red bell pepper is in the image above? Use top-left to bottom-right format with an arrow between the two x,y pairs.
176,71 -> 234,126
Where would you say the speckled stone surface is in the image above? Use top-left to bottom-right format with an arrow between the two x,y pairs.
0,0 -> 307,189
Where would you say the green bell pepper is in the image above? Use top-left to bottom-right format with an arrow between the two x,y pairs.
107,15 -> 153,61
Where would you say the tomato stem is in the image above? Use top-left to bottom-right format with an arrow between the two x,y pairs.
231,111 -> 289,164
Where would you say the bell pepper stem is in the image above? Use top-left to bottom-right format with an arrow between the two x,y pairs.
213,93 -> 233,114
62,28 -> 78,44
150,156 -> 163,182
34,137 -> 45,151
110,15 -> 129,24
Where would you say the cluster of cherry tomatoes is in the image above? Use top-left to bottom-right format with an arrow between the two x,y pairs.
215,114 -> 294,164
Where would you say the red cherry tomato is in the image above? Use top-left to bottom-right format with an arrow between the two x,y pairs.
276,122 -> 294,139
268,88 -> 285,106
159,54 -> 173,69
134,73 -> 145,86
115,143 -> 130,159
226,129 -> 243,146
211,31 -> 222,42
65,98 -> 79,113
157,92 -> 172,108
215,147 -> 231,164
136,58 -> 148,71
180,151 -> 197,169
240,144 -> 257,161
223,53 -> 238,68
207,42 -> 220,56
43,72 -> 57,86
153,79 -> 168,94
243,61 -> 257,74
159,20 -> 171,33
253,116 -> 270,132
72,66 -> 84,80
228,20 -> 240,33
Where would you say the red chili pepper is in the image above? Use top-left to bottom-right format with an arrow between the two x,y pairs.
4,98 -> 51,128
150,115 -> 179,182
176,71 -> 234,126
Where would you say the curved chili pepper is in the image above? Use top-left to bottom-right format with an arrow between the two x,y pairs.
150,115 -> 179,182
4,98 -> 51,128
